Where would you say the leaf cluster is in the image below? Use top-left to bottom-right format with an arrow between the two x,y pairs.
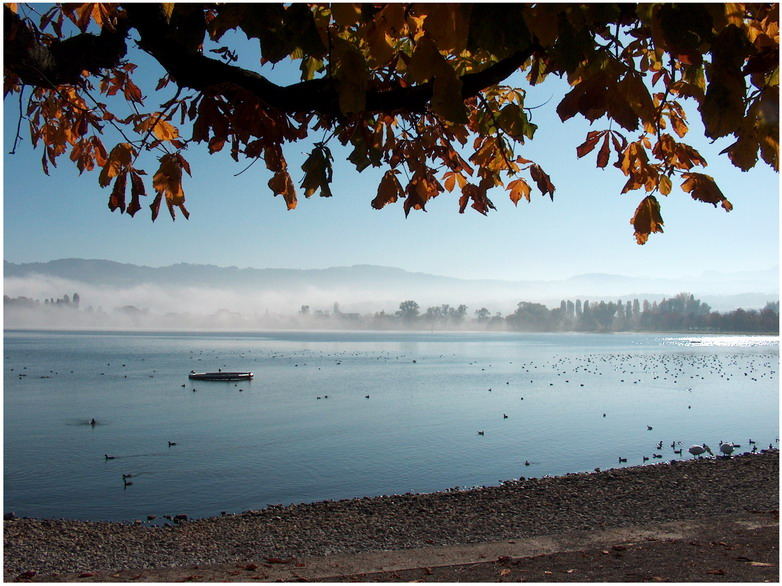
4,3 -> 778,242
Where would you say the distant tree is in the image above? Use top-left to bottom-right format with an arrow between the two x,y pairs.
475,307 -> 491,322
72,292 -> 80,307
4,4 -> 777,241
299,304 -> 310,315
397,300 -> 420,322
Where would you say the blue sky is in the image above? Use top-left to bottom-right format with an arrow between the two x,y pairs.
3,25 -> 779,282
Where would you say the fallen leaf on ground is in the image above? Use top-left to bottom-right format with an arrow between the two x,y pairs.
749,561 -> 775,567
499,568 -> 511,576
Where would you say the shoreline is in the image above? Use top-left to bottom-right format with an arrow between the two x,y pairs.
5,450 -> 778,580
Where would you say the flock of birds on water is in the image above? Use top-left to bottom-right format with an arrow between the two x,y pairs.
6,340 -> 779,507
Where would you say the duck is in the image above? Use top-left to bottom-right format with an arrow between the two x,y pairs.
618,457 -> 627,463
105,454 -> 116,460
168,441 -> 177,447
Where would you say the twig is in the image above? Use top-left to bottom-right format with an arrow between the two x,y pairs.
9,86 -> 25,155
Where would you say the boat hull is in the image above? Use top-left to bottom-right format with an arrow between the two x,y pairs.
188,372 -> 254,381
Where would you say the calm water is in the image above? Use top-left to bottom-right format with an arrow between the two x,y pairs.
4,330 -> 778,522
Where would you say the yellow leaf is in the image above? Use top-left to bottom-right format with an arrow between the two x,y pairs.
658,175 -> 672,195
152,154 -> 184,206
161,3 -> 174,22
136,114 -> 180,141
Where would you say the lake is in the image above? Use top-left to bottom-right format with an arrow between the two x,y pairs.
4,329 -> 778,522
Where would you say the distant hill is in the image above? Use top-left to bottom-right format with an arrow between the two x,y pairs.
4,258 -> 778,315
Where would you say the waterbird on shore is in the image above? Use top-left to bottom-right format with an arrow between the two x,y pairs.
503,414 -> 508,419
688,444 -> 713,458
105,454 -> 115,460
90,418 -> 96,426
673,448 -> 682,455
642,456 -> 649,462
618,457 -> 627,463
656,441 -> 663,450
122,473 -> 133,479
477,431 -> 485,436
719,442 -> 737,456
647,425 -> 653,431
168,441 -> 177,447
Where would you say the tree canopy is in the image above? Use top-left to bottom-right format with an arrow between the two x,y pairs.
4,3 -> 779,243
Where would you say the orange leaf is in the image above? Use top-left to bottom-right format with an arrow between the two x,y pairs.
99,142 -> 134,187
268,169 -> 297,210
506,178 -> 531,205
152,154 -> 185,207
136,114 -> 180,141
631,195 -> 664,245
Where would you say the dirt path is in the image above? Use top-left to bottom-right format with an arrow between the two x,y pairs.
14,511 -> 778,582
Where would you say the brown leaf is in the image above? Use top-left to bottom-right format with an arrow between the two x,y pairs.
576,130 -> 606,159
268,169 -> 297,210
372,169 -> 404,209
109,171 -> 127,213
631,195 -> 664,245
529,164 -> 555,199
680,172 -> 733,210
749,561 -> 775,567
499,568 -> 511,577
596,133 -> 611,168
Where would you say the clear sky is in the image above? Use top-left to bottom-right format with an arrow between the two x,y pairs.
3,25 -> 779,282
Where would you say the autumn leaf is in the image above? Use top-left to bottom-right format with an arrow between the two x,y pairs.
151,154 -> 188,220
98,142 -> 134,187
596,133 -> 611,168
161,3 -> 174,23
268,169 -> 297,210
135,113 -> 180,141
372,169 -> 404,209
576,130 -> 607,158
680,172 -> 733,211
300,145 -> 333,198
108,170 -> 127,213
529,164 -> 555,199
127,170 -> 145,217
506,178 -> 531,205
631,195 -> 664,245
443,171 -> 467,192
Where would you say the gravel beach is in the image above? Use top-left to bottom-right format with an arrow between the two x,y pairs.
4,450 -> 778,580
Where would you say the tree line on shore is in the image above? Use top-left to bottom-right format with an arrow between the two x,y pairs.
303,293 -> 778,333
4,292 -> 779,333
